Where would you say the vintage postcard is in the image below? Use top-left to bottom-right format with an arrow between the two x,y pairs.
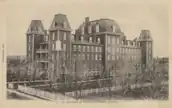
1,0 -> 171,108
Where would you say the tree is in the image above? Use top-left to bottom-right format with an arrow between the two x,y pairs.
134,63 -> 167,99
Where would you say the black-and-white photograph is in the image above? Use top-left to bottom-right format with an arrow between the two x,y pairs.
6,0 -> 169,102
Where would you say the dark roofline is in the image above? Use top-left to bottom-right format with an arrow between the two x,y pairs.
55,13 -> 67,16
72,41 -> 104,46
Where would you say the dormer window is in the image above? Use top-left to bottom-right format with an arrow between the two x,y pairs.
45,36 -> 48,42
36,27 -> 38,31
38,27 -> 42,33
55,22 -> 58,27
63,22 -> 66,28
81,26 -> 85,35
112,25 -> 116,32
71,35 -> 74,41
96,24 -> 99,32
52,32 -> 55,40
131,42 -> 133,46
116,38 -> 120,44
89,37 -> 93,43
97,37 -> 100,44
133,42 -> 135,46
28,27 -> 31,32
81,36 -> 84,42
28,35 -> 31,42
63,32 -> 66,40
30,27 -> 33,32
88,25 -> 92,34
122,40 -> 124,44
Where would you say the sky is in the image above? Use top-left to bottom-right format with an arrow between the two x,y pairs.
3,0 -> 169,57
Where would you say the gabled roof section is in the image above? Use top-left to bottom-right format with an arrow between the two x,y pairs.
49,14 -> 71,30
26,20 -> 45,34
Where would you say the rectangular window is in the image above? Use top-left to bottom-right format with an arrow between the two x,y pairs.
63,32 -> 66,40
107,47 -> 110,53
88,26 -> 92,34
92,46 -> 94,52
107,55 -> 110,60
114,37 -> 116,44
78,45 -> 81,52
122,55 -> 125,59
100,47 -> 102,52
121,48 -> 123,53
87,46 -> 90,52
117,48 -> 119,52
52,54 -> 54,61
52,32 -> 55,40
83,46 -> 85,52
52,43 -> 55,50
82,54 -> 85,60
28,36 -> 31,42
95,47 -> 98,52
95,54 -> 98,60
28,54 -> 30,60
111,48 -> 113,54
81,27 -> 84,35
96,24 -> 99,32
111,37 -> 114,44
99,55 -> 102,60
116,56 -> 119,60
28,44 -> 31,51
87,54 -> 89,60
149,51 -> 151,55
78,54 -> 81,60
73,54 -> 76,58
45,36 -> 48,41
113,48 -> 115,54
57,31 -> 60,40
112,56 -> 114,60
73,45 -> 76,51
117,38 -> 119,44
91,54 -> 94,60
63,44 -> 66,51
107,36 -> 109,44
126,48 -> 129,53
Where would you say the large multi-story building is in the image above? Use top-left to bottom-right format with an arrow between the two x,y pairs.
26,14 -> 153,81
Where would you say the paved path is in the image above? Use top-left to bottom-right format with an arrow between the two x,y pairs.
7,89 -> 43,100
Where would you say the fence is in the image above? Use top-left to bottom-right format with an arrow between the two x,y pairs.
65,81 -> 168,97
17,85 -> 75,101
17,81 -> 168,100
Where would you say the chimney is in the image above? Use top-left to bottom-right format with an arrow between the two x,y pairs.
85,17 -> 90,23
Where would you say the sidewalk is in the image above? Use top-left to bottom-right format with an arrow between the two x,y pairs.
7,89 -> 41,100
